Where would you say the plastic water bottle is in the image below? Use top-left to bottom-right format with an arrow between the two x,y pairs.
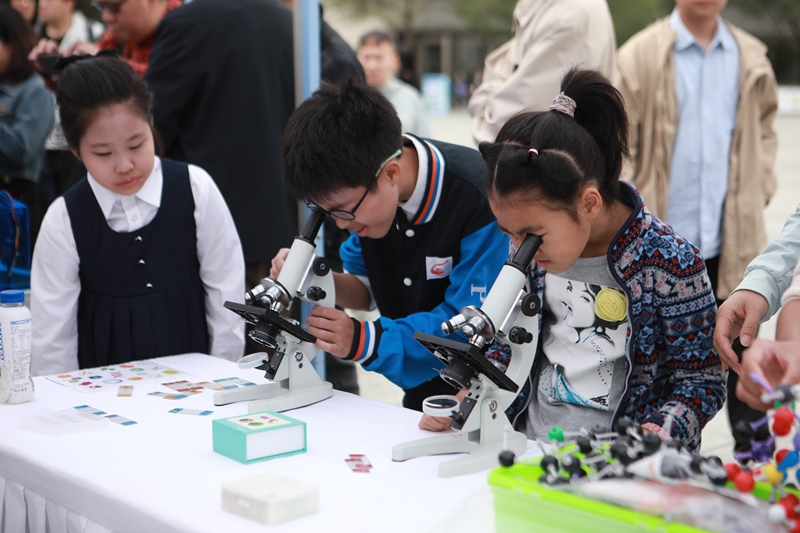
0,290 -> 33,404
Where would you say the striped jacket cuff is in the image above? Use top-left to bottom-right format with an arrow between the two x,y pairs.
345,318 -> 382,365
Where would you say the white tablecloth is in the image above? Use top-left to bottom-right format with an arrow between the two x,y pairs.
0,354 -> 539,533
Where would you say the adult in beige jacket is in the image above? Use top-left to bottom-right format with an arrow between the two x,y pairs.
467,0 -> 617,144
616,16 -> 778,300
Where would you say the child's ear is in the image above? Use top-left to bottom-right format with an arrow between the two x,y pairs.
580,186 -> 603,220
384,159 -> 402,185
70,148 -> 82,162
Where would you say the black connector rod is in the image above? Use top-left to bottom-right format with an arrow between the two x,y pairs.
299,208 -> 327,243
509,233 -> 543,271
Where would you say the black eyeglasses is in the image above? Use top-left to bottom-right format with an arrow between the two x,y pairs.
308,149 -> 401,221
92,0 -> 128,15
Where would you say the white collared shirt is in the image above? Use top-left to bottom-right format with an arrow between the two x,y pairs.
31,157 -> 246,375
397,133 -> 430,221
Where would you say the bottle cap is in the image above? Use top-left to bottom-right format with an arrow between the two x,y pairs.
0,290 -> 24,304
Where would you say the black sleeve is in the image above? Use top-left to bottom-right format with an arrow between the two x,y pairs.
144,11 -> 200,153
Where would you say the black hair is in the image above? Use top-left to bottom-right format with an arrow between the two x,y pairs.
0,5 -> 36,83
282,79 -> 402,203
358,30 -> 395,50
479,68 -> 629,217
55,55 -> 157,153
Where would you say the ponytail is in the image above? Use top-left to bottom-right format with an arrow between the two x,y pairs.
562,68 -> 629,190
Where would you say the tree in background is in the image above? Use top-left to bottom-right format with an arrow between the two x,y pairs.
728,0 -> 800,82
448,0 -> 516,35
323,0 -> 424,51
730,0 -> 800,52
608,0 -> 671,45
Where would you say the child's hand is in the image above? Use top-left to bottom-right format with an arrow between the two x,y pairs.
306,306 -> 354,357
641,422 -> 670,439
737,339 -> 800,410
418,390 -> 468,432
269,248 -> 291,279
419,414 -> 452,431
714,290 -> 769,373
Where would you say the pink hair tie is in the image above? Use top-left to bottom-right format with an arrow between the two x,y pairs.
550,92 -> 576,118
528,148 -> 539,155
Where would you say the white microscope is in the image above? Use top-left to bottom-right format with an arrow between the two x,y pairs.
392,233 -> 543,477
215,209 -> 334,413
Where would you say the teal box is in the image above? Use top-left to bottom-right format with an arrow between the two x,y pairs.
212,410 -> 307,464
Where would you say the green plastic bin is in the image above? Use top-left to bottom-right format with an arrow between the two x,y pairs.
489,463 -> 725,533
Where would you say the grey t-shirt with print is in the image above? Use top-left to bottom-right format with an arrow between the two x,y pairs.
523,255 -> 630,440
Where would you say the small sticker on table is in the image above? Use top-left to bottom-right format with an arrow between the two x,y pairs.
148,391 -> 199,400
345,454 -> 373,473
73,405 -> 107,416
162,380 -> 204,393
168,408 -> 213,416
106,414 -> 137,426
118,385 -> 133,397
195,381 -> 225,391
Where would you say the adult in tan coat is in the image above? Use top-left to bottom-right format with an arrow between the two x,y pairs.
616,0 -> 778,448
468,0 -> 617,144
616,6 -> 778,302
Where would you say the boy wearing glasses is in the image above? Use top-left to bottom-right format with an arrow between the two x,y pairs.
272,81 -> 508,411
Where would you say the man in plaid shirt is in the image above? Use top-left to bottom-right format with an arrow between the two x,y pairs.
70,0 -> 183,76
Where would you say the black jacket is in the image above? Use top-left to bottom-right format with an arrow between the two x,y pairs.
146,0 -> 296,264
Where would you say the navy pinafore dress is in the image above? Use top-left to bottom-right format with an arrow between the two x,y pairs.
63,159 -> 209,368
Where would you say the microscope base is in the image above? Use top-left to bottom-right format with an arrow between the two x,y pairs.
392,430 -> 527,478
214,383 -> 277,406
247,381 -> 332,413
213,380 -> 333,412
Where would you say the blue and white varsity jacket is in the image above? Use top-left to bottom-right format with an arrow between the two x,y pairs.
339,135 -> 509,389
488,183 -> 726,451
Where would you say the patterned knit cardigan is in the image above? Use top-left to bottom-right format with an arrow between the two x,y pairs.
491,182 -> 726,451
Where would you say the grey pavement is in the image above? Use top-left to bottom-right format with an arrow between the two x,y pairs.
355,109 -> 800,461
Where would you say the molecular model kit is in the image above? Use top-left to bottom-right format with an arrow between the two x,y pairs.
491,407 -> 800,533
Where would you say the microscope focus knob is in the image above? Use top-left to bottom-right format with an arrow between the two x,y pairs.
306,286 -> 326,302
520,294 -> 541,317
312,257 -> 331,277
509,326 -> 533,345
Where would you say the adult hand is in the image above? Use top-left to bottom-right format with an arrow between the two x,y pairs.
737,339 -> 800,410
65,41 -> 99,56
714,290 -> 768,373
28,38 -> 59,62
268,248 -> 290,279
306,306 -> 354,358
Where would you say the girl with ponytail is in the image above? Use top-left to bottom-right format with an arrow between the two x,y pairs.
422,69 -> 725,451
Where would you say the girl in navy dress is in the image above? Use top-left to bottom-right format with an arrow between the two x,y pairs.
31,55 -> 245,374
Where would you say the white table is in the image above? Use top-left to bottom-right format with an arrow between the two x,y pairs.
0,354 -> 539,533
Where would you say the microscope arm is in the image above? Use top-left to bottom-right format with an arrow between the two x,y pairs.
215,209 -> 335,411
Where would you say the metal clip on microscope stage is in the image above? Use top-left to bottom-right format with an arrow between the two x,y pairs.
214,209 -> 334,412
392,233 -> 543,478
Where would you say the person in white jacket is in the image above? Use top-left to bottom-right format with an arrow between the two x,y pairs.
736,259 -> 800,410
468,0 -> 617,144
35,0 -> 104,51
